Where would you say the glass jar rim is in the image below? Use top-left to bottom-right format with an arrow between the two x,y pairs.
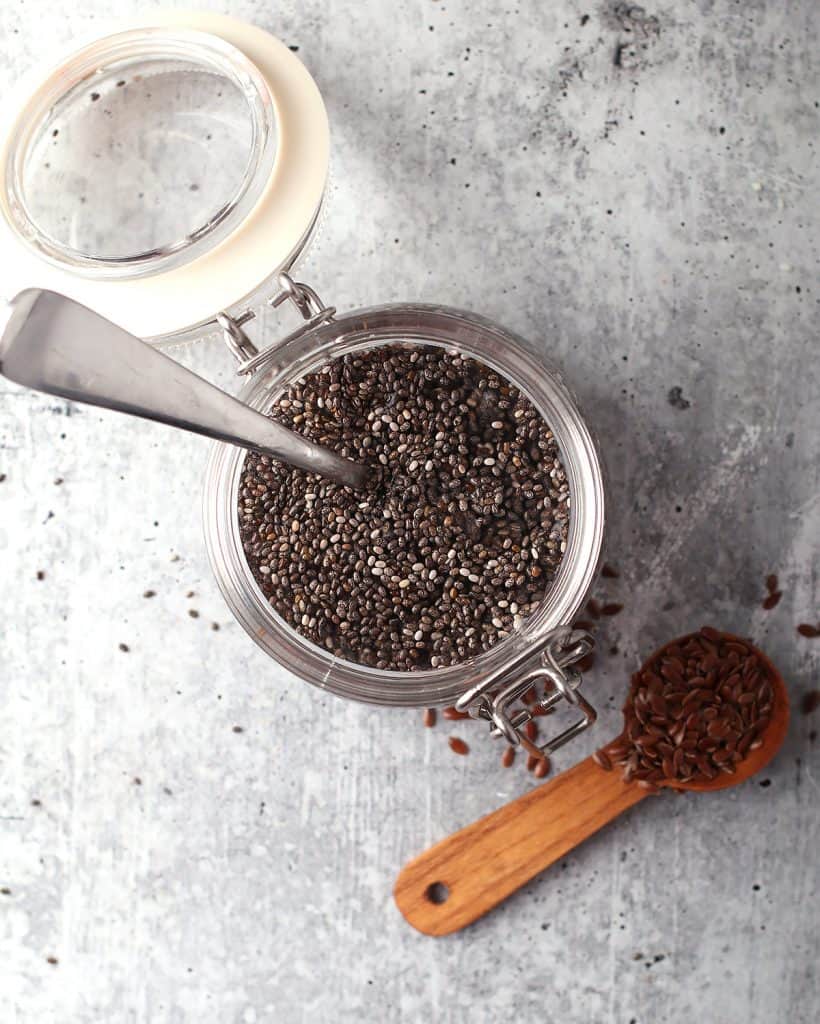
203,303 -> 606,708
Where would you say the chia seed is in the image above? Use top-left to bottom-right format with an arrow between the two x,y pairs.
238,345 -> 570,671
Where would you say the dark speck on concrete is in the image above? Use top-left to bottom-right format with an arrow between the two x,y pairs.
581,14 -> 590,25
189,184 -> 199,192
46,956 -> 58,965
0,473 -> 6,483
753,884 -> 761,891
785,432 -> 795,448
667,386 -> 691,410
188,609 -> 199,618
118,642 -> 130,652
232,726 -> 244,734
31,799 -> 41,807
759,778 -> 771,787
90,92 -> 100,102
133,777 -> 142,786
36,570 -> 45,580
288,45 -> 299,52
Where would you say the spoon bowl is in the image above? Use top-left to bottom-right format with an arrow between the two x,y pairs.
656,635 -> 788,792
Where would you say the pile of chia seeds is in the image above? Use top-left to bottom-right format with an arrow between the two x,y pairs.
238,345 -> 570,671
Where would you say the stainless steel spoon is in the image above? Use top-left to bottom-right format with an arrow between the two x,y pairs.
0,289 -> 370,490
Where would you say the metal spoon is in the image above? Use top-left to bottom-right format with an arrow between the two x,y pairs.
394,631 -> 789,935
0,289 -> 370,490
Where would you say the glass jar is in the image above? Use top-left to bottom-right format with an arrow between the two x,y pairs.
0,13 -> 605,757
204,295 -> 605,753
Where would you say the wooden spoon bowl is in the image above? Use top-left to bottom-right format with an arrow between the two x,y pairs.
394,631 -> 789,936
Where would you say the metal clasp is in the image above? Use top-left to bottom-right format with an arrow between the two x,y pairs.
455,625 -> 597,759
216,272 -> 336,377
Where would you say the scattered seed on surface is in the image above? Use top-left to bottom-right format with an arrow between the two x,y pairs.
423,708 -> 437,728
232,725 -> 245,733
188,609 -> 199,618
118,643 -> 129,652
442,706 -> 469,720
46,957 -> 58,965
143,589 -> 156,598
797,623 -> 820,638
765,574 -> 779,593
762,591 -> 782,610
586,598 -> 602,619
801,691 -> 820,716
601,564 -> 620,578
449,737 -> 469,755
211,622 -> 220,631
501,746 -> 515,768
36,570 -> 45,581
533,757 -> 551,778
601,602 -> 624,616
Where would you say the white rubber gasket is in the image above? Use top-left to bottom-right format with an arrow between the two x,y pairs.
0,11 -> 330,341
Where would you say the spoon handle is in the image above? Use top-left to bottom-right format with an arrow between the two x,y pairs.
0,289 -> 368,490
394,753 -> 647,936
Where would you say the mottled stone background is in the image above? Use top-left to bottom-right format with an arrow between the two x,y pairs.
0,2 -> 817,1022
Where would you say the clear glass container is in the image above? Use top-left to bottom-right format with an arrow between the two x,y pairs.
204,302 -> 606,728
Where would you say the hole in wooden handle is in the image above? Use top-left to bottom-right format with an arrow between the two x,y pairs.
424,882 -> 449,905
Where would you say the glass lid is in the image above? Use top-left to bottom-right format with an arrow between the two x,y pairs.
0,12 -> 330,342
6,31 -> 278,278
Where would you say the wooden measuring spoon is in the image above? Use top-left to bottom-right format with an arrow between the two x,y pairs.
394,631 -> 789,936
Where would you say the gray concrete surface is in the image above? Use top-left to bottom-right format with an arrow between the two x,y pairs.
1,1 -> 818,1022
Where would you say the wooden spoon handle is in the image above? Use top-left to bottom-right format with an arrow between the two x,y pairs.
394,754 -> 648,935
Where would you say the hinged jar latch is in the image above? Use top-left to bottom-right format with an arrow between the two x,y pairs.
216,272 -> 336,377
456,626 -> 597,759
